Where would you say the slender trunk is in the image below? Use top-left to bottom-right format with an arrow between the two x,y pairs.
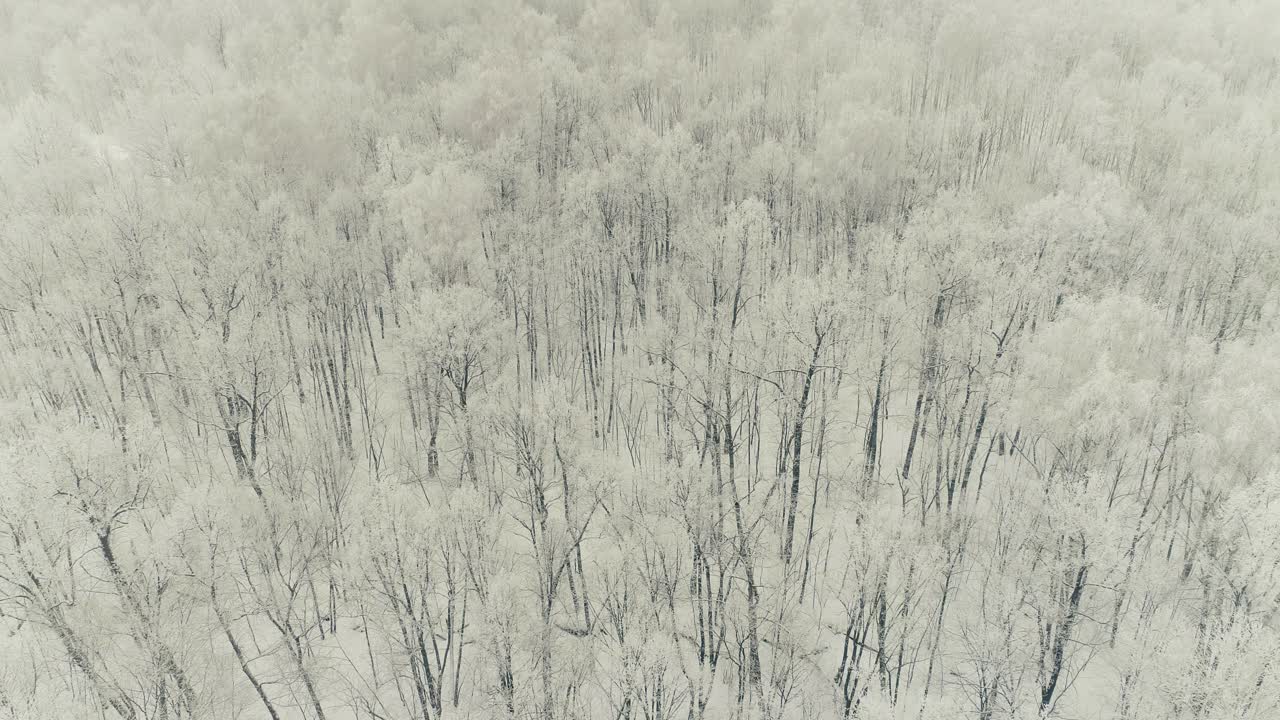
1040,562 -> 1088,712
782,339 -> 822,564
212,589 -> 282,720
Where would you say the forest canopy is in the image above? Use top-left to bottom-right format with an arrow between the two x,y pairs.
1,0 -> 1279,718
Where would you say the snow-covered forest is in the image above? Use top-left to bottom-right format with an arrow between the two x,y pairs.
1,0 -> 1278,718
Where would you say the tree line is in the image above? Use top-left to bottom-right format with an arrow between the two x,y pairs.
1,0 -> 1278,718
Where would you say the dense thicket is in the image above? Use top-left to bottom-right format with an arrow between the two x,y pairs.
2,1 -> 1279,718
